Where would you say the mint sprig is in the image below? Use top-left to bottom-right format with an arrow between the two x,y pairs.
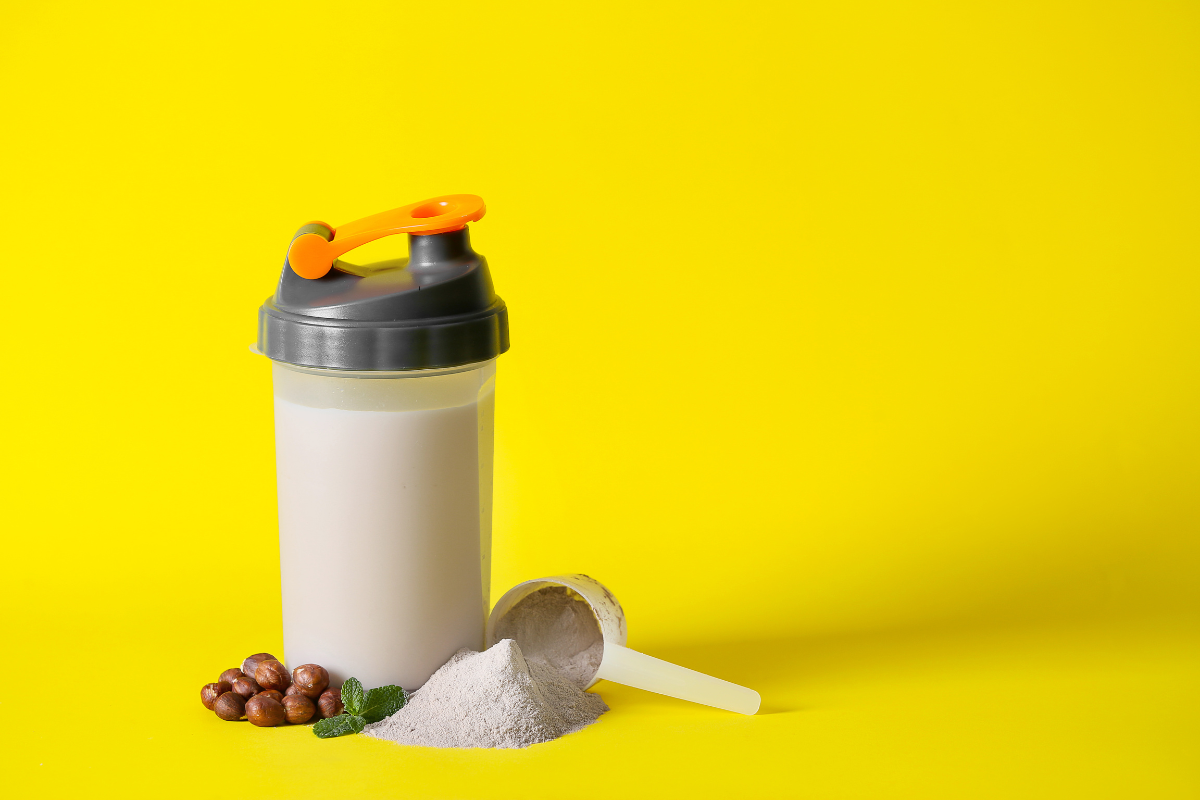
313,714 -> 365,738
342,677 -> 365,716
360,685 -> 407,723
313,677 -> 408,739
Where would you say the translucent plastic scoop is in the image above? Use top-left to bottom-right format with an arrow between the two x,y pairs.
486,574 -> 761,715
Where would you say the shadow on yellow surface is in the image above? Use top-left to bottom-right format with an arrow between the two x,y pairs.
5,608 -> 1197,798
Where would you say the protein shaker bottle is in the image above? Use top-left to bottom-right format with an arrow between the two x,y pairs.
256,195 -> 509,691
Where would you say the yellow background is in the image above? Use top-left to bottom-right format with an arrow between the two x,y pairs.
3,0 -> 1198,797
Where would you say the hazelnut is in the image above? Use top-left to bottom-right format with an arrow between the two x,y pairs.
245,694 -> 286,727
219,668 -> 244,685
285,684 -> 304,696
258,689 -> 284,703
213,691 -> 247,721
316,688 -> 343,719
200,681 -> 230,710
232,675 -> 261,699
292,664 -> 329,698
241,652 -> 279,678
255,660 -> 291,692
282,694 -> 316,724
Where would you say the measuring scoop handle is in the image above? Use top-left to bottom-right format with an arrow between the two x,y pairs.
594,643 -> 761,715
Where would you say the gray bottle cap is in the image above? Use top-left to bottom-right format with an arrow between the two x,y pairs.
258,223 -> 509,371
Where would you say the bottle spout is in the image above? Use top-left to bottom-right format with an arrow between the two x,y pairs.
407,227 -> 476,269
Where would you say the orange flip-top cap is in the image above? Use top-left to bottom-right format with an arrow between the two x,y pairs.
287,194 -> 486,279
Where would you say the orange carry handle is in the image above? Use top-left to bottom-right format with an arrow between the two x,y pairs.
287,194 -> 486,279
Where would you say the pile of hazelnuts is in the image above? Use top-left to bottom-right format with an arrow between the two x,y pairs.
199,651 -> 344,727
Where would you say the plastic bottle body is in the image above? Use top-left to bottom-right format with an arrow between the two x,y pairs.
270,359 -> 496,691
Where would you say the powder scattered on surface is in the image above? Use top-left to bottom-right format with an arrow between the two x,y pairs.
364,639 -> 608,749
492,585 -> 605,688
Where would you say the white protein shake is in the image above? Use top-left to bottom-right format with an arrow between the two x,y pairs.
271,360 -> 496,691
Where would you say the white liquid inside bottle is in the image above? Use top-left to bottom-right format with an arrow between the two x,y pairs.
270,359 -> 496,691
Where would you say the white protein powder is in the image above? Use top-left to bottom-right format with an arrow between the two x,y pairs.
364,639 -> 608,749
492,585 -> 605,688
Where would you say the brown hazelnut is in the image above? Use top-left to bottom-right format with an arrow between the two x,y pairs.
241,652 -> 279,678
213,691 -> 247,721
255,659 -> 291,692
292,664 -> 329,698
219,668 -> 244,685
200,681 -> 230,710
316,688 -> 343,719
232,675 -> 261,699
285,684 -> 304,696
258,689 -> 285,703
282,694 -> 316,724
245,694 -> 286,727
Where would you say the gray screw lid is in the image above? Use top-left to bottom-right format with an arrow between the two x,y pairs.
257,217 -> 509,371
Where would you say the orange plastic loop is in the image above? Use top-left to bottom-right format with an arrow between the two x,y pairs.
287,194 -> 486,279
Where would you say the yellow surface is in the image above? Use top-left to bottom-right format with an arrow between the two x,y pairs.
2,1 -> 1198,797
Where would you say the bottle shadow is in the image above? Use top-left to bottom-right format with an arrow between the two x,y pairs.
610,617 -> 1052,716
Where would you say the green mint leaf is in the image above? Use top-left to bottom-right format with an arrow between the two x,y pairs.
359,685 -> 407,723
313,714 -> 366,739
342,677 -> 365,716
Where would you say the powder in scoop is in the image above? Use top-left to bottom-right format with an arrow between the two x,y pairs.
364,639 -> 607,749
492,585 -> 604,688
